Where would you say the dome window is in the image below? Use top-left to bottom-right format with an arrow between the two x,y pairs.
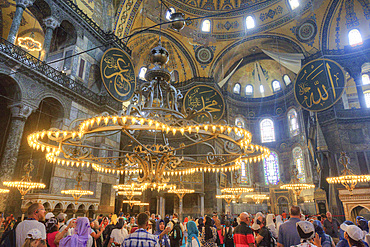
246,16 -> 255,29
166,7 -> 175,21
245,85 -> 253,95
283,74 -> 291,85
289,0 -> 299,10
272,80 -> 281,92
348,29 -> 363,46
365,91 -> 370,108
362,74 -> 370,85
260,118 -> 275,143
233,83 -> 241,94
201,19 -> 211,32
139,67 -> 147,80
260,85 -> 265,94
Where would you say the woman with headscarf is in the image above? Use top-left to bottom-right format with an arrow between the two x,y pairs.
223,220 -> 234,247
108,218 -> 128,246
187,221 -> 201,247
184,217 -> 189,244
232,218 -> 238,228
102,216 -> 119,247
90,219 -> 105,247
251,212 -> 263,232
198,218 -> 204,233
313,220 -> 335,247
155,219 -> 170,247
46,218 -> 59,247
200,216 -> 217,247
100,217 -> 109,229
276,215 -> 284,236
59,217 -> 93,247
357,217 -> 369,238
215,219 -> 224,247
266,214 -> 277,239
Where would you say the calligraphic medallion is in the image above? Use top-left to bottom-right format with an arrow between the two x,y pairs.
100,48 -> 136,102
294,59 -> 346,112
183,85 -> 225,123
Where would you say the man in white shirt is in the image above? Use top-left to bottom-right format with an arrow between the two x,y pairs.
16,203 -> 46,247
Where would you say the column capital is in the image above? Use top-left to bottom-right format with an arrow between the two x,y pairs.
43,16 -> 60,30
15,0 -> 35,9
8,103 -> 34,120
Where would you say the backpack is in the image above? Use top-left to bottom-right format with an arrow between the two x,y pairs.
224,227 -> 233,245
0,227 -> 16,247
169,220 -> 182,242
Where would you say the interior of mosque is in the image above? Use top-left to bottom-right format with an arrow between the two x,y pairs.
0,0 -> 369,222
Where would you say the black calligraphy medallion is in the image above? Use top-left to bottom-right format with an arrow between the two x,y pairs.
183,85 -> 225,123
294,59 -> 346,112
100,48 -> 136,102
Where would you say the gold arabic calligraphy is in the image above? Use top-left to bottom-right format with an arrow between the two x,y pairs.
103,54 -> 135,97
298,61 -> 337,109
187,87 -> 223,121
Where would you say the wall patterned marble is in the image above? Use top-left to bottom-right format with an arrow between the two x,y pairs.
259,5 -> 283,22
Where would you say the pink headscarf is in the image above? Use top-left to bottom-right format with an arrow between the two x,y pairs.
60,217 -> 91,247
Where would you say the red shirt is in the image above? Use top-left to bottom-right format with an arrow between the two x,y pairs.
47,231 -> 58,247
233,222 -> 255,247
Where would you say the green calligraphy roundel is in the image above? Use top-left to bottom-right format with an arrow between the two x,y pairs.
294,58 -> 346,112
183,85 -> 225,123
100,48 -> 137,102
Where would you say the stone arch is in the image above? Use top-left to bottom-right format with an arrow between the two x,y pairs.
28,0 -> 52,25
87,204 -> 95,218
76,204 -> 86,217
43,202 -> 52,212
53,202 -> 64,213
277,196 -> 290,215
349,204 -> 370,218
65,203 -> 75,218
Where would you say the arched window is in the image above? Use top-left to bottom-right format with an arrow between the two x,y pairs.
287,108 -> 299,136
264,151 -> 280,185
246,16 -> 255,29
170,70 -> 179,83
365,91 -> 370,108
139,67 -> 147,80
348,29 -> 363,46
202,19 -> 211,32
283,74 -> 291,85
260,85 -> 265,94
289,0 -> 299,10
235,117 -> 245,129
362,74 -> 370,85
272,80 -> 281,92
240,160 -> 251,185
245,85 -> 253,95
293,147 -> 305,182
166,7 -> 175,21
233,83 -> 241,94
260,119 -> 275,143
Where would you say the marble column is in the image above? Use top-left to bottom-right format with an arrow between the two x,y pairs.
42,16 -> 60,60
0,103 -> 33,211
200,193 -> 204,216
7,0 -> 35,44
159,196 -> 165,218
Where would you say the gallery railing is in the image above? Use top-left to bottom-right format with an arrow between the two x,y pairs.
0,37 -> 120,110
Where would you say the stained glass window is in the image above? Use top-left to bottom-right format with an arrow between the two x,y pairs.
166,7 -> 175,21
272,80 -> 281,92
288,108 -> 299,136
202,19 -> 211,32
348,29 -> 363,46
260,118 -> 275,143
246,85 -> 253,95
233,83 -> 241,94
263,151 -> 280,185
260,85 -> 265,94
240,160 -> 251,186
283,74 -> 291,85
293,147 -> 306,182
246,16 -> 255,29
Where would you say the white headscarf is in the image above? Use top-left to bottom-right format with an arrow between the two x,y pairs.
276,215 -> 284,236
251,212 -> 263,231
266,214 -> 277,238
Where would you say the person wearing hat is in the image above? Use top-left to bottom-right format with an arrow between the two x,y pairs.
341,223 -> 365,247
45,213 -> 55,221
22,229 -> 47,247
293,221 -> 321,247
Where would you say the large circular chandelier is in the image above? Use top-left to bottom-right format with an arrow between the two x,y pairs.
60,171 -> 93,204
280,169 -> 315,196
27,44 -> 269,188
245,194 -> 270,204
0,189 -> 9,193
327,152 -> 370,194
216,194 -> 236,206
3,160 -> 45,199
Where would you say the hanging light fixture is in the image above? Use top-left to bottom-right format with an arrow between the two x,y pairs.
0,189 -> 10,194
245,194 -> 270,204
123,200 -> 141,209
220,171 -> 254,201
280,169 -> 315,196
216,194 -> 236,207
327,152 -> 370,195
134,202 -> 149,209
3,160 -> 45,199
61,171 -> 93,204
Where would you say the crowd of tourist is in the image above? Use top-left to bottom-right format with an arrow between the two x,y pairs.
1,203 -> 370,247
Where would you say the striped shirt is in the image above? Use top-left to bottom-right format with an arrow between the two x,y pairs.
233,222 -> 255,247
122,228 -> 159,247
